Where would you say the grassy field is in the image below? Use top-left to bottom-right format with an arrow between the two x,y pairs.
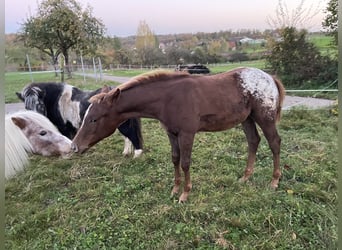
308,34 -> 337,57
5,72 -> 338,248
104,60 -> 267,76
5,62 -> 267,104
4,72 -> 116,103
5,60 -> 337,104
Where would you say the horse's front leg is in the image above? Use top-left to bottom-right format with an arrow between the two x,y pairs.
178,132 -> 195,203
167,132 -> 181,197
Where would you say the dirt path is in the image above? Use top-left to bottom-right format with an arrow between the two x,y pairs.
282,95 -> 335,110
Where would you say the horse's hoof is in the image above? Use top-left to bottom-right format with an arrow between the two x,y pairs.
122,151 -> 130,157
270,180 -> 279,189
133,149 -> 143,158
238,176 -> 248,183
61,152 -> 73,159
178,192 -> 189,203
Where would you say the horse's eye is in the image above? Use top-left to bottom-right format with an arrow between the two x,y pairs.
90,119 -> 97,123
39,130 -> 47,136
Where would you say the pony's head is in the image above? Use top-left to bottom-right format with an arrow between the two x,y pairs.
10,111 -> 72,157
72,87 -> 123,154
16,85 -> 47,116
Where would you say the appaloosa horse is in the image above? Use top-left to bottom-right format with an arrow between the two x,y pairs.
5,110 -> 72,179
16,82 -> 143,158
71,67 -> 285,202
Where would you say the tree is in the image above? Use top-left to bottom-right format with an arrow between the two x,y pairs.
267,0 -> 321,30
135,20 -> 158,65
322,0 -> 338,45
190,47 -> 207,64
19,0 -> 105,78
266,27 -> 336,86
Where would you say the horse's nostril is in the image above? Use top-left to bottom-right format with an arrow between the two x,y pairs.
71,143 -> 78,153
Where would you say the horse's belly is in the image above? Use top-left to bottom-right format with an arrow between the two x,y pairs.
198,114 -> 246,132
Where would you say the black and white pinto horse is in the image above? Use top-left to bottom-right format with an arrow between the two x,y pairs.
16,82 -> 143,158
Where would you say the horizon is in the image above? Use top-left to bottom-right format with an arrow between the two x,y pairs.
5,0 -> 328,37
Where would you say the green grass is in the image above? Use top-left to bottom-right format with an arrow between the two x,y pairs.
105,69 -> 158,77
5,107 -> 337,249
207,60 -> 267,74
308,34 -> 337,57
105,60 -> 267,75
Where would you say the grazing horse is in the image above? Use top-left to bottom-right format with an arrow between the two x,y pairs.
71,67 -> 285,202
5,110 -> 72,179
16,82 -> 143,158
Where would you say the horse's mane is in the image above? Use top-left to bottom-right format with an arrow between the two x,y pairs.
89,70 -> 190,104
6,112 -> 33,179
118,70 -> 189,91
5,111 -> 60,179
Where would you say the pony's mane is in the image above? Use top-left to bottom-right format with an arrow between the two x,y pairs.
89,70 -> 190,104
5,112 -> 33,179
22,84 -> 43,96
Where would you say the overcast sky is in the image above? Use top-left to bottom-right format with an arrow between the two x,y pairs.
5,0 -> 328,37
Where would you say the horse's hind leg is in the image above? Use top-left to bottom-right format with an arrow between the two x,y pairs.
239,117 -> 261,183
258,120 -> 281,189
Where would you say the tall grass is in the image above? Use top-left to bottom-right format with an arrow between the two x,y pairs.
5,108 -> 337,249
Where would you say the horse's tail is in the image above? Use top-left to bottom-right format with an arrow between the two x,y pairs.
273,76 -> 286,122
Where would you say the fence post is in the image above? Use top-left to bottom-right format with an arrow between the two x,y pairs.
26,54 -> 34,82
59,54 -> 65,82
98,57 -> 103,81
93,57 -> 98,82
80,52 -> 86,83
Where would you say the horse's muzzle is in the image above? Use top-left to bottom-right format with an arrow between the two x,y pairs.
71,142 -> 79,153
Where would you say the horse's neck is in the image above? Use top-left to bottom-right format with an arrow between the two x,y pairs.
119,85 -> 163,119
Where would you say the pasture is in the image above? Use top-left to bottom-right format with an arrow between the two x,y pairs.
6,59 -> 337,105
4,71 -> 337,249
4,61 -> 267,104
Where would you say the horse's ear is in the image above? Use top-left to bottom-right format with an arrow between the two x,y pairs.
101,85 -> 111,93
16,92 -> 24,101
105,88 -> 121,103
11,117 -> 27,130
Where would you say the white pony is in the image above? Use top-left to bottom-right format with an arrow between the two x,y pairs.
5,110 -> 72,179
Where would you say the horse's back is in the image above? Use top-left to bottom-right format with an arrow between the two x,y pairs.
205,68 -> 283,122
175,68 -> 283,131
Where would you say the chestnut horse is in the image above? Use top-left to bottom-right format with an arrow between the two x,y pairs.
72,67 -> 285,202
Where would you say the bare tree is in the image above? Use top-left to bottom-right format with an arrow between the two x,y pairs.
267,0 -> 322,30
